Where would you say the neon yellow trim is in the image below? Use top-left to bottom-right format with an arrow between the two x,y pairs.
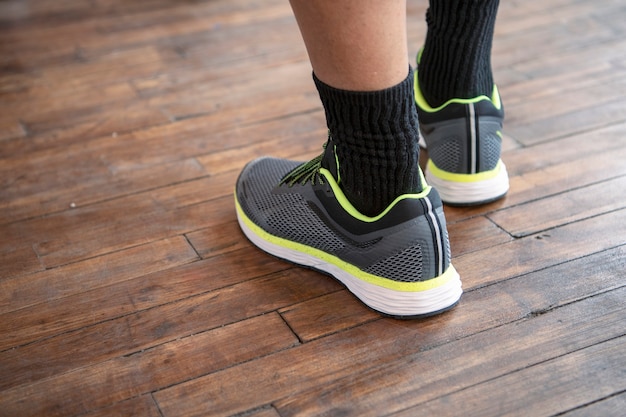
427,159 -> 503,183
416,48 -> 424,65
319,168 -> 431,223
333,143 -> 341,184
413,66 -> 501,112
235,197 -> 455,293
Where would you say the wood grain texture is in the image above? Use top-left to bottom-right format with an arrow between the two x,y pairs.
1,0 -> 625,416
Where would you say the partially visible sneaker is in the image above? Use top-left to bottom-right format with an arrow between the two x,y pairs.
234,140 -> 462,318
414,72 -> 510,206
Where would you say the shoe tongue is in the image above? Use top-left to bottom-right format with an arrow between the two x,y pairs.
320,138 -> 340,182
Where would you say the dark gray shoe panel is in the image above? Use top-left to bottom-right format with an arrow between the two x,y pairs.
419,100 -> 504,174
236,157 -> 452,283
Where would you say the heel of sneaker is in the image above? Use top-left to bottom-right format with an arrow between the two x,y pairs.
425,159 -> 509,206
236,194 -> 462,318
342,264 -> 462,318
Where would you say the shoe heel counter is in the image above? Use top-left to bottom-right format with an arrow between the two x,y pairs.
477,118 -> 503,172
426,190 -> 451,280
421,99 -> 504,176
362,191 -> 452,283
435,204 -> 452,276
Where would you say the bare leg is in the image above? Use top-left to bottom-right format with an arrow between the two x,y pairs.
289,0 -> 409,91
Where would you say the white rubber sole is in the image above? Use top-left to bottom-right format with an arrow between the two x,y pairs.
236,208 -> 462,318
425,160 -> 510,206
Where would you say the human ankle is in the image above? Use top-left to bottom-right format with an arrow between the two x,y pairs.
418,0 -> 499,108
313,70 -> 422,216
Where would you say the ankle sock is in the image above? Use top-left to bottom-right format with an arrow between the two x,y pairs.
419,0 -> 500,108
313,70 -> 422,217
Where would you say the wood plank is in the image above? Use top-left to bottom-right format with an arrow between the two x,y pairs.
488,175 -> 626,237
17,82 -> 139,133
82,0 -> 293,55
0,98 -> 321,178
279,243 -> 625,377
1,0 -> 625,416
0,103 -> 170,157
0,0 -> 94,20
0,245 -> 290,351
0,245 -> 43,281
185,220 -> 250,259
454,208 -> 626,290
504,66 -> 625,123
502,139 -> 626,209
494,16 -> 618,70
500,64 -> 616,106
0,117 -> 25,141
495,0 -> 603,37
0,266 -> 339,388
493,0 -> 626,69
0,158 -> 207,225
503,121 -> 626,176
140,14 -> 306,85
560,392 -> 626,417
0,236 -> 197,313
152,245 -> 626,417
279,290 -> 379,343
391,337 -> 626,417
274,288 -> 626,417
234,406 -> 282,417
1,45 -> 164,116
79,395 -> 162,417
0,313 -> 299,417
0,2 -> 306,143
36,45 -> 169,92
195,111 -> 326,176
0,0 -> 289,71
508,36 -> 626,80
156,61 -> 318,122
447,216 -> 513,256
0,182 -> 234,268
1,108 -> 329,224
509,97 -> 626,145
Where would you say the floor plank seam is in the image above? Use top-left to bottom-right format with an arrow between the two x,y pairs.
0,235 -> 200,282
549,389 -> 626,417
1,271 -> 288,353
143,327 -> 301,398
0,173 -> 216,228
183,234 -> 203,260
505,204 -> 626,239
461,242 -> 626,295
382,335 -> 626,417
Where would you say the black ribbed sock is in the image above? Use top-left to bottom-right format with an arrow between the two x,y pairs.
419,0 -> 500,108
313,70 -> 422,217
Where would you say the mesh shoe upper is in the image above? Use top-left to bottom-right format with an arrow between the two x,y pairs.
235,148 -> 452,285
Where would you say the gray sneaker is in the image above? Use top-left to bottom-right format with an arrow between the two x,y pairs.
414,73 -> 510,205
234,142 -> 462,318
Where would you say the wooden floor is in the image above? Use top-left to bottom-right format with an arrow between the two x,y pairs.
1,0 -> 625,416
